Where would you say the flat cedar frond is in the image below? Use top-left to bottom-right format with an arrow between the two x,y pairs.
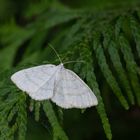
118,35 -> 140,105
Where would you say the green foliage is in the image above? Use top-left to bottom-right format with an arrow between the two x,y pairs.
93,33 -> 129,110
43,101 -> 68,140
0,86 -> 27,140
0,0 -> 140,140
78,43 -> 112,140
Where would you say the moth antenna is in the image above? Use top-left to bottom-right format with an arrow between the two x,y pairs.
48,44 -> 63,64
63,60 -> 85,65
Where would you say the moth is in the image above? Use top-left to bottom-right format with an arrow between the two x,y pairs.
11,46 -> 98,108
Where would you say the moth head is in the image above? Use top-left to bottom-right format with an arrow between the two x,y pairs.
58,63 -> 64,68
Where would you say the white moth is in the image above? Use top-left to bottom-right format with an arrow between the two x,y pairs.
11,46 -> 98,108
11,63 -> 98,108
